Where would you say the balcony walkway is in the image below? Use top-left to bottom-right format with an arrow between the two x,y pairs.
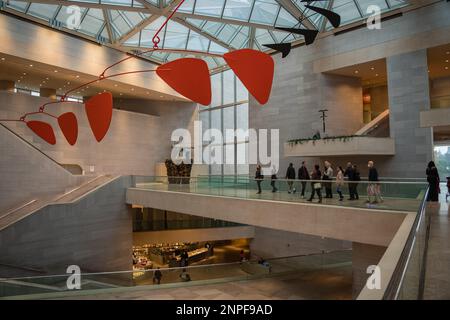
133,182 -> 422,213
424,188 -> 450,299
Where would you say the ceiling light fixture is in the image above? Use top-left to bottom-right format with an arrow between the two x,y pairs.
29,64 -> 33,67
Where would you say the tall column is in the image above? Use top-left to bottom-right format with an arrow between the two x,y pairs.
0,80 -> 15,92
386,49 -> 433,178
40,87 -> 57,99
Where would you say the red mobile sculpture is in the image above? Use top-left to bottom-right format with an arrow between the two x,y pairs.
0,0 -> 275,145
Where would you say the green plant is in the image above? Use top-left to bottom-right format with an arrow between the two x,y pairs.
287,135 -> 362,146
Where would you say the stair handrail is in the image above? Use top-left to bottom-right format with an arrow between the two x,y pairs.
0,122 -> 70,173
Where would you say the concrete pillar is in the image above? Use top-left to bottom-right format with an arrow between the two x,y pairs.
386,49 -> 433,178
40,87 -> 57,99
352,242 -> 386,299
0,80 -> 15,92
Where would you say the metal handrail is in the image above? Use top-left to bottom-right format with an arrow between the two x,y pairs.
382,187 -> 430,299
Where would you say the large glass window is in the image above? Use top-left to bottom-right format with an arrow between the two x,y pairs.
199,70 -> 249,176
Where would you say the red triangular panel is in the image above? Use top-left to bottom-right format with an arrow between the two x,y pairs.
156,58 -> 211,106
58,112 -> 78,146
223,49 -> 274,105
26,121 -> 56,145
85,92 -> 113,142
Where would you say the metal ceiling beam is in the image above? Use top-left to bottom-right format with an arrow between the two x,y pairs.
173,17 -> 234,51
11,0 -> 159,13
10,0 -> 282,31
275,0 -> 316,30
117,0 -> 183,45
102,9 -> 115,43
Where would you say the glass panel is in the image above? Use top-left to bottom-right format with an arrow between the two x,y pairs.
210,109 -> 221,132
186,31 -> 210,51
194,0 -> 226,17
178,0 -> 196,13
223,106 -> 235,143
199,111 -> 210,140
236,142 -> 248,166
27,3 -> 59,20
163,20 -> 189,49
250,0 -> 279,25
223,0 -> 254,21
332,0 -> 362,24
222,70 -> 235,105
56,6 -> 88,29
78,8 -> 105,37
275,7 -> 299,28
357,0 -> 388,16
211,73 -> 222,107
224,144 -> 235,172
236,103 -> 249,138
6,1 -> 29,12
102,0 -> 133,5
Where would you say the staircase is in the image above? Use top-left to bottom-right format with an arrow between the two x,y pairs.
355,109 -> 390,137
0,175 -> 116,231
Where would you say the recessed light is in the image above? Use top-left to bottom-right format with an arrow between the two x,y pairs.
77,91 -> 80,94
446,60 -> 449,63
46,77 -> 49,80
375,74 -> 379,76
114,84 -> 118,87
446,66 -> 449,70
1,57 -> 5,61
146,91 -> 150,94
29,64 -> 33,67
42,81 -> 45,84
120,93 -> 123,96
131,88 -> 134,91
54,70 -> 58,73
58,88 -> 62,90
67,82 -> 70,85
370,67 -> 374,70
354,70 -> 359,74
447,51 -> 450,55
23,72 -> 26,75
75,75 -> 80,78
17,80 -> 21,82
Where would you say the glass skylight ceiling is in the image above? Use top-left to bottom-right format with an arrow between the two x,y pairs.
2,0 -> 409,68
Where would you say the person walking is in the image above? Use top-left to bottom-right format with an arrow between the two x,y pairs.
323,161 -> 334,199
344,162 -> 355,200
298,161 -> 310,198
367,161 -> 381,204
285,163 -> 296,194
255,165 -> 264,194
427,166 -> 440,202
270,165 -> 278,193
336,166 -> 344,201
307,165 -> 322,203
353,164 -> 361,200
153,267 -> 162,285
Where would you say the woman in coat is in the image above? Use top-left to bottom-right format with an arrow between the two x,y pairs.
427,166 -> 440,202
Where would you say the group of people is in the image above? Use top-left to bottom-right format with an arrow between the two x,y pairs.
255,160 -> 382,204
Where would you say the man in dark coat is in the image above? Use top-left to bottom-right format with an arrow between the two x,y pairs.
298,161 -> 310,198
344,162 -> 355,200
285,163 -> 296,194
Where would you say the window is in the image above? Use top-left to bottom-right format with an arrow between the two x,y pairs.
199,69 -> 249,176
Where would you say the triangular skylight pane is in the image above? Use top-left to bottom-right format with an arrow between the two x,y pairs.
223,0 -> 254,21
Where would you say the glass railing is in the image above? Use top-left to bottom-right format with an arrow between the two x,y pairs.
130,175 -> 428,212
0,250 -> 351,299
383,188 -> 430,299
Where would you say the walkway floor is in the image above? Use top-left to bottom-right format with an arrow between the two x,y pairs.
424,188 -> 450,299
135,182 -> 423,212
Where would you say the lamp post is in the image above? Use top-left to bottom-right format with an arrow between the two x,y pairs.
318,109 -> 328,133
